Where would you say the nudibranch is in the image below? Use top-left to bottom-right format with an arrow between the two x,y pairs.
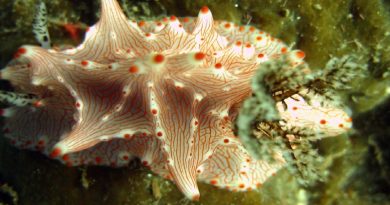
0,0 -> 351,200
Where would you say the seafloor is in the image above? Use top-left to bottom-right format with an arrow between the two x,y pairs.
0,0 -> 390,204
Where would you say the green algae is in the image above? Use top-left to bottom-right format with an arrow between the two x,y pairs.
1,0 -> 390,204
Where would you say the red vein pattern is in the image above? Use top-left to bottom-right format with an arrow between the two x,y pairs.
0,0 -> 351,201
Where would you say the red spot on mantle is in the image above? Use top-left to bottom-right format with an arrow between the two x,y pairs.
138,21 -> 145,27
62,154 -> 70,161
14,47 -> 27,58
296,51 -> 305,59
200,6 -> 209,14
154,54 -> 165,63
194,52 -> 205,61
142,160 -> 149,166
50,148 -> 62,158
81,60 -> 89,66
124,134 -> 131,139
129,65 -> 139,73
214,63 -> 222,69
170,15 -> 177,21
18,47 -> 27,54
